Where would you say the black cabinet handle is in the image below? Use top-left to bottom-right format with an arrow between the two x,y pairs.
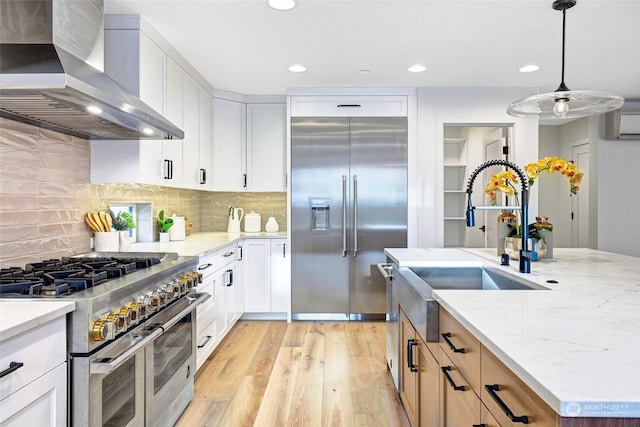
238,245 -> 243,261
485,384 -> 529,424
200,168 -> 206,184
282,243 -> 286,258
442,332 -> 465,353
441,366 -> 466,391
164,159 -> 171,179
197,335 -> 213,349
0,361 -> 24,379
407,339 -> 418,372
198,263 -> 213,271
473,425 -> 486,427
243,173 -> 247,188
223,251 -> 234,258
226,269 -> 233,287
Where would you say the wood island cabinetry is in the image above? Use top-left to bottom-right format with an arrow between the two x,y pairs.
399,309 -> 440,427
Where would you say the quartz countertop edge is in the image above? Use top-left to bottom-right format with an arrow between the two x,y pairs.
126,231 -> 287,257
385,247 -> 640,419
0,300 -> 76,341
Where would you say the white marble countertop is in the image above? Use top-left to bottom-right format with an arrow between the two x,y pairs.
385,247 -> 640,418
127,231 -> 287,257
0,300 -> 76,342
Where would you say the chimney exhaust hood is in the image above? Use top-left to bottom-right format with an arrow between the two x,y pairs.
0,0 -> 184,140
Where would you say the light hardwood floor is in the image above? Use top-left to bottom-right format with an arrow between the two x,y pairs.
176,320 -> 411,427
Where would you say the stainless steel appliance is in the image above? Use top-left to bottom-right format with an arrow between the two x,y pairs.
0,252 -> 207,426
0,0 -> 183,140
378,262 -> 399,389
291,117 -> 407,320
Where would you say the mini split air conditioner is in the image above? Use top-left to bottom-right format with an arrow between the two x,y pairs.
606,102 -> 640,140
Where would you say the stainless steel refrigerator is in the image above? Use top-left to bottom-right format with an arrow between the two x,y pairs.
291,117 -> 407,320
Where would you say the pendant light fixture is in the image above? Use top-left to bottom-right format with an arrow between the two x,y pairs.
507,0 -> 624,119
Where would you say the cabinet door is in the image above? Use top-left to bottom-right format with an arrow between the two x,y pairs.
213,98 -> 247,191
139,33 -> 165,114
163,59 -> 185,186
195,279 -> 216,370
246,103 -> 286,191
439,348 -> 481,426
243,239 -> 271,312
224,262 -> 239,326
182,76 -> 201,188
399,310 -> 418,426
212,267 -> 228,341
270,239 -> 290,313
417,339 -> 439,427
198,91 -> 214,189
0,363 -> 67,426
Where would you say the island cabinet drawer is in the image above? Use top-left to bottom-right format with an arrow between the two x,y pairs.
439,307 -> 481,394
199,243 -> 238,275
439,347 -> 481,426
481,347 -> 560,427
0,317 -> 66,400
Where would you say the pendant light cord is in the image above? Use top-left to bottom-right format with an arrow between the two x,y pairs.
557,7 -> 570,91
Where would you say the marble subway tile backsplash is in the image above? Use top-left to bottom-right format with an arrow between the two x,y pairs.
0,118 -> 286,268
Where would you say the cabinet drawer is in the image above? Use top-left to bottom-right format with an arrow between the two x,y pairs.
0,317 -> 66,400
0,362 -> 67,426
439,347 -> 481,426
199,244 -> 238,275
439,307 -> 481,394
290,95 -> 408,117
481,347 -> 559,427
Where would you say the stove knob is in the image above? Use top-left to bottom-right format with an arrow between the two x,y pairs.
116,306 -> 132,328
91,318 -> 115,341
156,291 -> 167,307
129,301 -> 147,321
142,294 -> 157,314
107,311 -> 127,332
197,271 -> 203,284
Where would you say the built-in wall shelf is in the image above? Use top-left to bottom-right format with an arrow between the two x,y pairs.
443,137 -> 468,247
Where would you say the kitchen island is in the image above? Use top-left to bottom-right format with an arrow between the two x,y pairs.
385,247 -> 640,420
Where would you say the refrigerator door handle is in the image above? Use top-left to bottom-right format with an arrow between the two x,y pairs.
342,175 -> 347,257
353,175 -> 358,257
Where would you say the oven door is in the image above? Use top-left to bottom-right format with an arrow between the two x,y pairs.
145,292 -> 209,427
72,326 -> 162,427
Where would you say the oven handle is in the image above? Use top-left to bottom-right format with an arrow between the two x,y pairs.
90,327 -> 162,375
157,292 -> 210,333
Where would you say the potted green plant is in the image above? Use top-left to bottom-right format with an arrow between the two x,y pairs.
109,210 -> 136,251
157,210 -> 174,242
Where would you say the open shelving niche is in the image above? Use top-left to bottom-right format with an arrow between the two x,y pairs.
443,137 -> 468,247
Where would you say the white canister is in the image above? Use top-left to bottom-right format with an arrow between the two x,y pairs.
95,231 -> 119,252
265,216 -> 279,233
244,211 -> 261,233
170,215 -> 186,241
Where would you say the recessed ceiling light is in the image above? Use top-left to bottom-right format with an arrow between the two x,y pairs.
87,105 -> 102,115
267,0 -> 297,11
408,65 -> 426,73
360,70 -> 371,75
288,64 -> 307,73
519,64 -> 540,73
142,127 -> 154,136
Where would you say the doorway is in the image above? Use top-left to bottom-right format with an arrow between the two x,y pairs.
442,124 -> 513,248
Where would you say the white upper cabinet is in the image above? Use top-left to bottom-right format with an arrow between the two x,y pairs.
246,103 -> 287,191
212,99 -> 286,192
212,98 -> 247,191
92,15 -> 213,190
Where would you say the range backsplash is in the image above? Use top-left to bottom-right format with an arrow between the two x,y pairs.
0,117 -> 286,269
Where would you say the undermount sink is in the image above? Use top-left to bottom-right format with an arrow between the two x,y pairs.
408,266 -> 548,291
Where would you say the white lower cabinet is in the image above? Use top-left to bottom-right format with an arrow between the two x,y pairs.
0,316 -> 67,426
243,238 -> 289,315
195,243 -> 243,370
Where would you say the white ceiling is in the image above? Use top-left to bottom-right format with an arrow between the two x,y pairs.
103,0 -> 640,100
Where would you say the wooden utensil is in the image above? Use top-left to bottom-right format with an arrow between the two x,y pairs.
105,212 -> 113,231
89,211 -> 104,232
85,215 -> 100,232
99,211 -> 110,232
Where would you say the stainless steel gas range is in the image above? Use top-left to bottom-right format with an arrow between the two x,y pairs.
0,252 -> 209,427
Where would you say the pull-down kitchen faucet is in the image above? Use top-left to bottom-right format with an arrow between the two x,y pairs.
465,160 -> 531,273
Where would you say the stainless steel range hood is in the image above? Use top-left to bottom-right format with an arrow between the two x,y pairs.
0,0 -> 184,140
